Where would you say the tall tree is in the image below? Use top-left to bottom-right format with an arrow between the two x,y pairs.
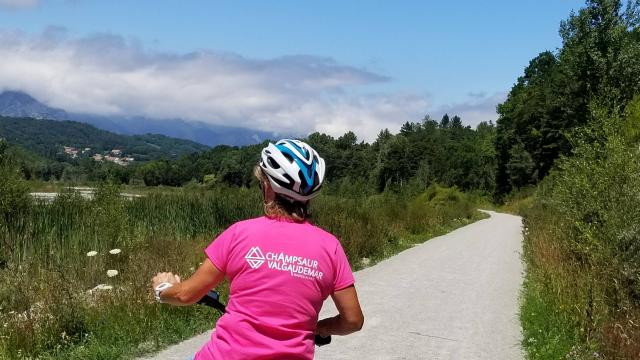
494,0 -> 640,198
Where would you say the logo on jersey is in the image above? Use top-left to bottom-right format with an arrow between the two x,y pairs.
245,246 -> 323,281
245,246 -> 266,269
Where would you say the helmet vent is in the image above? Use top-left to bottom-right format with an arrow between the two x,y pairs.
298,170 -> 309,193
273,173 -> 294,188
282,152 -> 294,163
267,156 -> 280,169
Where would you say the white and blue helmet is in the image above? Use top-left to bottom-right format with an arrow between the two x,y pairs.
260,139 -> 326,202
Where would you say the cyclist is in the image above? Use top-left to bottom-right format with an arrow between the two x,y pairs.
152,139 -> 364,359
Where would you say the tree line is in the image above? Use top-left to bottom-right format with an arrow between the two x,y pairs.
134,115 -> 496,195
5,113 -> 497,196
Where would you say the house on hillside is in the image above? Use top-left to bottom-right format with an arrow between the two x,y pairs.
63,146 -> 79,158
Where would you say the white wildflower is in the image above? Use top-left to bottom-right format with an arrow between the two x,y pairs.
109,249 -> 121,255
106,270 -> 119,278
86,251 -> 98,257
88,284 -> 113,294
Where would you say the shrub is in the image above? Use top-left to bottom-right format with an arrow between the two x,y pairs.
522,128 -> 640,358
0,140 -> 33,265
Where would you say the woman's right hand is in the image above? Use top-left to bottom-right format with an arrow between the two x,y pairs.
152,272 -> 181,289
152,259 -> 224,306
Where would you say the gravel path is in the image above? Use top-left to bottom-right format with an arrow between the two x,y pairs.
141,210 -> 523,360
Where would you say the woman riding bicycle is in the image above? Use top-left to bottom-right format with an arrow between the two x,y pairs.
151,139 -> 364,359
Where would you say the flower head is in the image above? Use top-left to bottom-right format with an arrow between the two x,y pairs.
86,251 -> 98,257
109,249 -> 121,255
91,284 -> 113,292
106,270 -> 119,278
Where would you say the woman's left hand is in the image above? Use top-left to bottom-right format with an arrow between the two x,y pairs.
152,272 -> 181,289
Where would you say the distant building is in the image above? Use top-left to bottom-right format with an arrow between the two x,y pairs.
111,149 -> 122,156
63,146 -> 79,158
92,154 -> 104,161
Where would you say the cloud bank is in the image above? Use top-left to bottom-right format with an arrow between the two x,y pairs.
0,0 -> 38,9
0,28 -> 505,141
0,28 -> 438,141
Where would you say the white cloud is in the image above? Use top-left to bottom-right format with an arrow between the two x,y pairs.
435,92 -> 506,127
0,28 -> 433,141
0,0 -> 38,9
275,93 -> 429,141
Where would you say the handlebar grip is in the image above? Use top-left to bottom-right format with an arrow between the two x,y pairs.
314,334 -> 331,346
197,290 -> 226,313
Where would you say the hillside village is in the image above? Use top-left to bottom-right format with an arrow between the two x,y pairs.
63,146 -> 135,166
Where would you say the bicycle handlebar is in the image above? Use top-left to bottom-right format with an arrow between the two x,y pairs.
197,290 -> 332,347
196,290 -> 226,313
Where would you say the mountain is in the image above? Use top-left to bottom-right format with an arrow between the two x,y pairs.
0,91 -> 68,120
0,91 -> 283,147
67,113 -> 276,147
0,116 -> 209,161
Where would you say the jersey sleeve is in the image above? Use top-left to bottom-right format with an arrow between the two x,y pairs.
333,241 -> 355,292
204,224 -> 236,274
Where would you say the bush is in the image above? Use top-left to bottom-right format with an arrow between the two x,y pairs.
522,129 -> 640,358
0,140 -> 33,265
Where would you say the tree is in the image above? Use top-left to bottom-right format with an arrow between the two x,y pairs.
375,135 -> 411,191
440,114 -> 450,128
494,0 -> 640,199
0,140 -> 32,264
623,94 -> 640,143
451,115 -> 463,129
506,143 -> 536,189
140,161 -> 169,186
336,131 -> 357,150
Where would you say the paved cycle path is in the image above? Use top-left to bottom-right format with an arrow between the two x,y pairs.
142,210 -> 523,360
315,210 -> 523,360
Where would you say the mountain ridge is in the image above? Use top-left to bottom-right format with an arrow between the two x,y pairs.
0,91 -> 68,120
0,90 -> 283,147
0,116 -> 210,162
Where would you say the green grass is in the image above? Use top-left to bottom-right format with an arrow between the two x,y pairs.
520,272 -> 584,360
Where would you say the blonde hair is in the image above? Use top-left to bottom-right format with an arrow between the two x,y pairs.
253,165 -> 309,223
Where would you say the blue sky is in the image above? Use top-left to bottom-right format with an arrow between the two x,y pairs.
0,0 -> 586,140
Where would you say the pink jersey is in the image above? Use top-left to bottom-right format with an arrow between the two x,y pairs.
194,216 -> 355,360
